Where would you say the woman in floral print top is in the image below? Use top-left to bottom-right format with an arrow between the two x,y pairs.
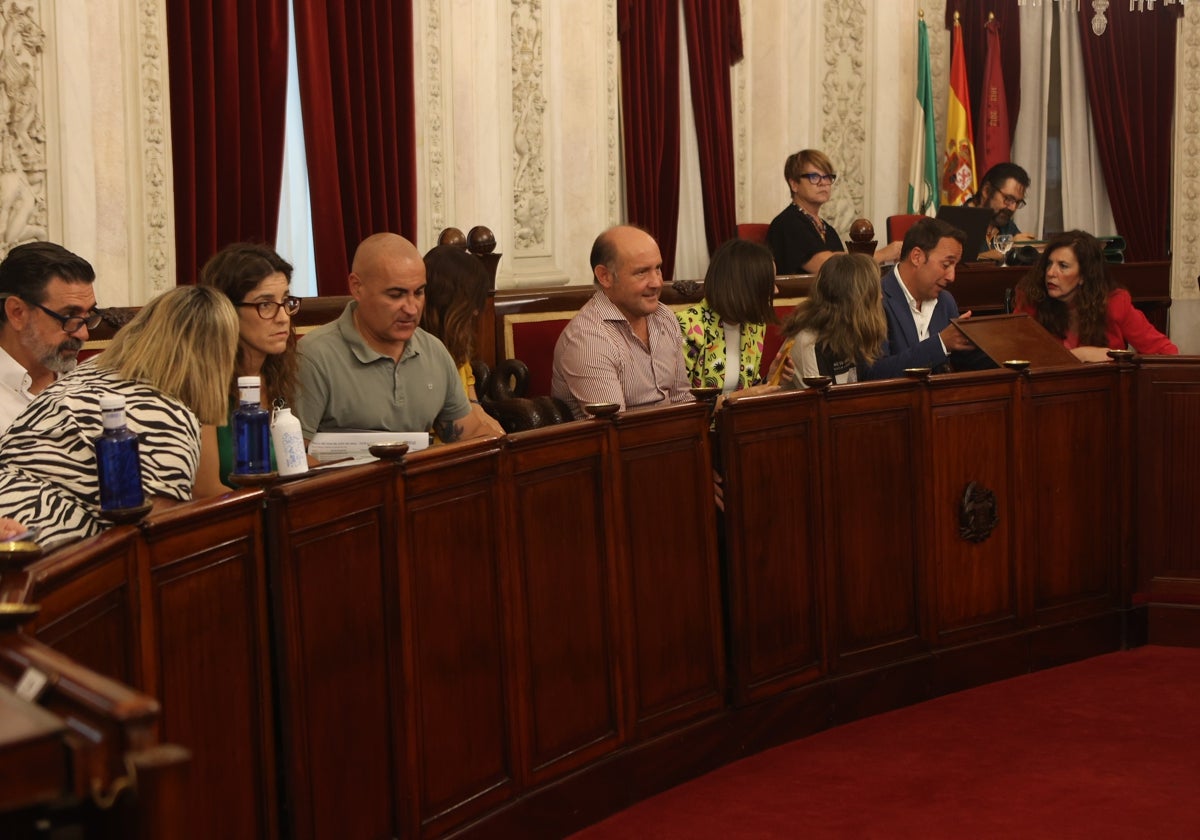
677,238 -> 790,395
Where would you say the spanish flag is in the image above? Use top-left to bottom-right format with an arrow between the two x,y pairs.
942,13 -> 976,206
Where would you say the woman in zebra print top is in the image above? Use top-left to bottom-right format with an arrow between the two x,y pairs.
0,285 -> 238,548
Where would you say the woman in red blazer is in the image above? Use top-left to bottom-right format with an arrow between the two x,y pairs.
1014,230 -> 1177,361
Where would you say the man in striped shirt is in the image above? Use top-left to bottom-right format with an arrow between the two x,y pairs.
551,225 -> 694,419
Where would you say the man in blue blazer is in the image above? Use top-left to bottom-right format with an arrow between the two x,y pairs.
866,217 -> 990,380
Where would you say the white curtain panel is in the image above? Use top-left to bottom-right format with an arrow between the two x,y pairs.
1012,2 -> 1053,238
1057,7 -> 1117,236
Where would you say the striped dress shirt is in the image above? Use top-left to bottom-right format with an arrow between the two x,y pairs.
551,290 -> 695,419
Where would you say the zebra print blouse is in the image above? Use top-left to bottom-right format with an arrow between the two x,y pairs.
0,361 -> 200,547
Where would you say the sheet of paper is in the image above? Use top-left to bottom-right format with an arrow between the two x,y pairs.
307,431 -> 430,462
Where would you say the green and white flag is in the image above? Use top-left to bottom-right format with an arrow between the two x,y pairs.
907,16 -> 937,216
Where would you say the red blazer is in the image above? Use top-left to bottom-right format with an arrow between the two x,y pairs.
1014,288 -> 1178,354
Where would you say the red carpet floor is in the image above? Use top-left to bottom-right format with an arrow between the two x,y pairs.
570,646 -> 1200,839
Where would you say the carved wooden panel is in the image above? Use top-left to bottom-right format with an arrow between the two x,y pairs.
22,528 -> 141,686
718,391 -> 824,705
823,384 -> 924,670
1136,360 -> 1200,595
398,442 -> 515,838
613,404 -> 725,738
141,495 -> 276,840
502,423 -> 622,785
266,465 -> 401,840
1024,368 -> 1121,623
928,376 -> 1021,643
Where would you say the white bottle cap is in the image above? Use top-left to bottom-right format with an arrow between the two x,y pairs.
237,376 -> 261,389
99,394 -> 127,430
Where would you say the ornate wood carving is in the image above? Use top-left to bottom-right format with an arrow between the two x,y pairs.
959,480 -> 999,543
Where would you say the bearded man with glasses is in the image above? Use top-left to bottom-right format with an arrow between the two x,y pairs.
0,241 -> 100,432
968,162 -> 1036,253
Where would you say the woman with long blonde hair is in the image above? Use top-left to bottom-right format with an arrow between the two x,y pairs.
780,252 -> 888,387
0,285 -> 238,544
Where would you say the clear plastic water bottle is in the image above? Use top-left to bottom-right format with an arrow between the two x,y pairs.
232,376 -> 271,474
270,405 -> 308,476
95,395 -> 145,510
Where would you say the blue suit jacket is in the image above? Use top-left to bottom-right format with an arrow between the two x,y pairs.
865,268 -> 958,380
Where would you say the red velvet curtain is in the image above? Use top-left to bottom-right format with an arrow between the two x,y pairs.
166,1 -> 289,284
945,2 -> 1021,148
1076,6 -> 1180,261
293,1 -> 417,295
682,0 -> 742,256
618,0 -> 681,281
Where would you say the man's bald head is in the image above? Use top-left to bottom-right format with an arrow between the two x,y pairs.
351,232 -> 423,280
348,233 -> 427,358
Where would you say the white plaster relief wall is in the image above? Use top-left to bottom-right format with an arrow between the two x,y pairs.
1170,10 -> 1200,352
38,0 -> 169,306
416,0 -> 615,288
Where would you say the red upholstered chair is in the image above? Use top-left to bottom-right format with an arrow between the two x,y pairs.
758,297 -> 805,381
737,223 -> 770,244
886,214 -> 925,244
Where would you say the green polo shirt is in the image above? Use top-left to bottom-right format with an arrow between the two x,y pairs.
295,301 -> 471,438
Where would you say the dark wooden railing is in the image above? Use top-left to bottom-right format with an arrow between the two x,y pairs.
4,354 -> 1197,838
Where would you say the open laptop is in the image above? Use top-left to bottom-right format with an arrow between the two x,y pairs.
935,205 -> 994,262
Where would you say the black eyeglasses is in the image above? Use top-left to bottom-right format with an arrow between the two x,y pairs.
997,190 -> 1026,210
29,301 -> 105,333
235,296 -> 302,319
799,172 -> 837,185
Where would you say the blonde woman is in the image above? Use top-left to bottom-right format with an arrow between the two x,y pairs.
780,253 -> 888,388
0,286 -> 238,545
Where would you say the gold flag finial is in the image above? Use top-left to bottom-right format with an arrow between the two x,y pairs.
954,11 -> 961,24
919,8 -> 925,19
988,11 -> 995,22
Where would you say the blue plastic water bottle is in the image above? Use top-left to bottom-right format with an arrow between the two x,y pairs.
232,376 -> 271,474
95,395 -> 145,510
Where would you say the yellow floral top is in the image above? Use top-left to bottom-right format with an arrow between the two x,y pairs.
676,300 -> 766,391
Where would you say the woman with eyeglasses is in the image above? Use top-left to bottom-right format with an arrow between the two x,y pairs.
193,242 -> 303,495
766,149 -> 901,275
1013,230 -> 1177,362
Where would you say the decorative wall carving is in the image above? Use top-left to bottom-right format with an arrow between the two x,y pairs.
511,0 -> 547,251
423,0 -> 447,242
820,0 -> 867,232
137,0 -> 171,293
605,2 -> 619,221
1173,9 -> 1200,298
733,2 -> 748,222
927,1 -> 949,165
0,1 -> 48,257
